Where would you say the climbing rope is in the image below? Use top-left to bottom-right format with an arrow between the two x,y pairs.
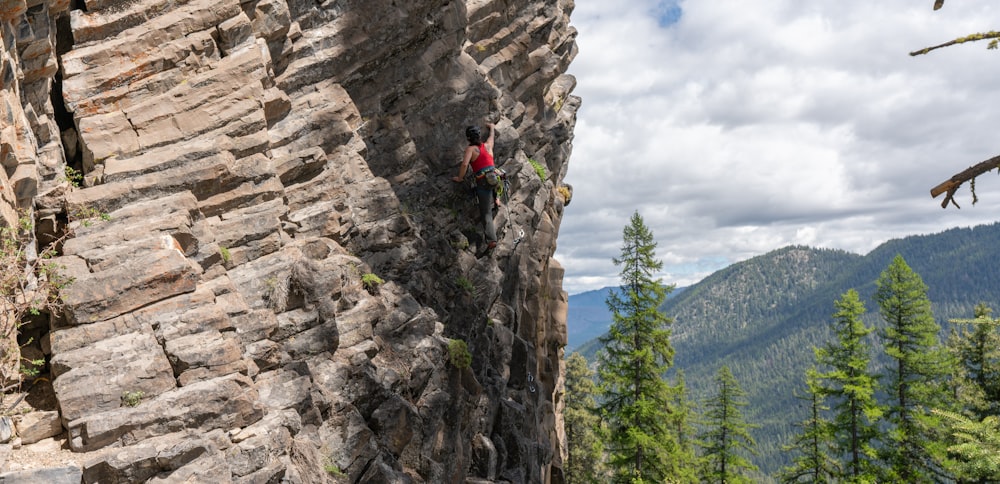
497,170 -> 524,250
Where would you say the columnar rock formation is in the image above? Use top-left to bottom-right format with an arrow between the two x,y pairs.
1,0 -> 578,482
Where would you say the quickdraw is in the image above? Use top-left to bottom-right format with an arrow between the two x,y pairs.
496,168 -> 524,249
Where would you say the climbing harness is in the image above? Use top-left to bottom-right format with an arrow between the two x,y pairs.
465,164 -> 523,251
475,166 -> 501,187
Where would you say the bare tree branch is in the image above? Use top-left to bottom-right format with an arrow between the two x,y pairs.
930,154 -> 1000,209
910,31 -> 1000,56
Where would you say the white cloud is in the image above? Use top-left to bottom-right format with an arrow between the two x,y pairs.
557,0 -> 1000,294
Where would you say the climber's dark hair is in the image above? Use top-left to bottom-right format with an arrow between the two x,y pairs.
466,125 -> 482,145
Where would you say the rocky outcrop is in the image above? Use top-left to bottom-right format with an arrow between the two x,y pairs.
1,0 -> 578,482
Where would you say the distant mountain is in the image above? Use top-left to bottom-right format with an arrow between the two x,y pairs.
570,221 -> 1000,480
566,287 -> 614,351
567,285 -> 686,351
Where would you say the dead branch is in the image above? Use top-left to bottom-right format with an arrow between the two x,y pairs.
910,31 -> 1000,56
930,154 -> 1000,208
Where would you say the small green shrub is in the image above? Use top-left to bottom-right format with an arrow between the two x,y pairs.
452,237 -> 469,250
20,358 -> 44,378
455,276 -> 474,295
361,273 -> 384,293
448,339 -> 472,369
324,463 -> 344,477
69,206 -> 111,227
219,246 -> 232,264
63,166 -> 84,187
122,390 -> 144,407
528,158 -> 547,180
1,212 -> 73,387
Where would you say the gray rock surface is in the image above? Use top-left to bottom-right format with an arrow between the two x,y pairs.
1,0 -> 578,481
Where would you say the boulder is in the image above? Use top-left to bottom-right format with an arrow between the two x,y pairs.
13,411 -> 62,445
0,465 -> 82,484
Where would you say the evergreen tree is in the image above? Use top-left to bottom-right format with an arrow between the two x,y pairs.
874,254 -> 954,482
667,370 -> 699,483
932,409 -> 1000,481
564,352 -> 607,483
813,289 -> 882,481
698,365 -> 759,484
940,303 -> 1000,481
596,211 -> 682,483
946,303 -> 1000,420
777,369 -> 839,483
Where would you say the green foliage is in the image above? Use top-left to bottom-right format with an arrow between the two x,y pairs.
597,212 -> 691,483
667,370 -> 700,483
940,304 -> 1000,479
361,273 -> 384,293
777,369 -> 840,483
324,462 -> 345,477
455,276 -> 474,295
698,365 -> 760,484
448,339 -> 471,369
874,255 -> 954,482
1,212 -> 73,385
121,390 -> 144,407
577,222 -> 1000,476
219,246 -> 232,264
528,158 -> 547,180
946,303 -> 1000,419
68,206 -> 111,227
63,166 -> 84,187
564,352 -> 608,483
19,358 -> 44,378
933,409 -> 1000,481
812,289 -> 882,481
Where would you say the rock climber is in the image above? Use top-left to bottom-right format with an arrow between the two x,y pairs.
452,123 -> 499,252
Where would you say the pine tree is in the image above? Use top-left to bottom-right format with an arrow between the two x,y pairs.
564,352 -> 607,483
874,254 -> 954,482
667,370 -> 699,483
813,289 -> 882,481
698,365 -> 759,484
946,303 -> 1000,419
940,303 -> 1000,481
932,409 -> 1000,480
596,211 -> 682,483
777,369 -> 839,483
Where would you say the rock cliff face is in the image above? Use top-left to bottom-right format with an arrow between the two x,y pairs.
0,0 -> 578,482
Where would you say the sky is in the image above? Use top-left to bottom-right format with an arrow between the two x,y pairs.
554,0 -> 1000,295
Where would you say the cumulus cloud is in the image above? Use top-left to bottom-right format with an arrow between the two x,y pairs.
556,0 -> 1000,294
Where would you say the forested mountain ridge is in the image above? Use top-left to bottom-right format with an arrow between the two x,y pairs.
572,221 -> 1000,478
667,245 -> 861,367
567,286 -> 685,350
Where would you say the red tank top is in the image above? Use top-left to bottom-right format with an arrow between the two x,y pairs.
471,143 -> 494,172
